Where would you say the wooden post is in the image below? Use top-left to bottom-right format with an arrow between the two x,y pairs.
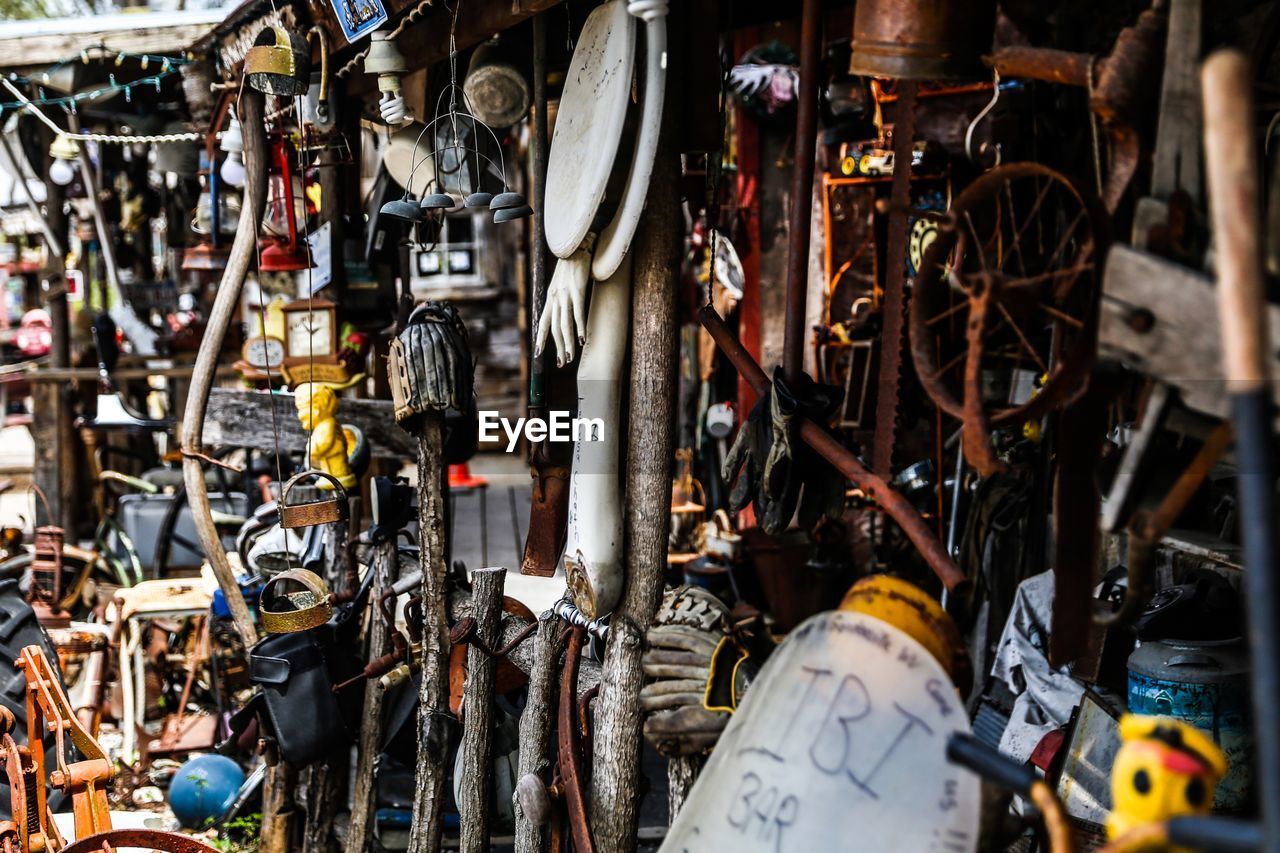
301,521 -> 352,852
667,755 -> 705,822
458,567 -> 505,852
347,537 -> 400,850
514,611 -> 566,853
588,108 -> 680,851
408,418 -> 452,853
261,763 -> 299,853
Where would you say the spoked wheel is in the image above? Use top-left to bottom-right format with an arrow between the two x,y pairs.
58,829 -> 217,853
909,162 -> 1107,474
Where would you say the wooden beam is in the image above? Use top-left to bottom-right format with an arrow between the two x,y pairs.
201,387 -> 415,457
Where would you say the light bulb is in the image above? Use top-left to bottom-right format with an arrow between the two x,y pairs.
48,158 -> 75,186
220,152 -> 246,187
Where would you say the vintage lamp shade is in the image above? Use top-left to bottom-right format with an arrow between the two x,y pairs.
245,25 -> 311,96
492,204 -> 532,223
365,30 -> 407,96
48,135 -> 80,186
489,191 -> 526,211
380,197 -> 422,221
463,191 -> 494,208
420,192 -> 457,211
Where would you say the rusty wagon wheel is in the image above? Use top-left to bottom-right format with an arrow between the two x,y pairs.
909,162 -> 1107,474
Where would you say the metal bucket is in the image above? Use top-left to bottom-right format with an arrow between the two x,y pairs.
850,0 -> 996,81
1127,637 -> 1252,811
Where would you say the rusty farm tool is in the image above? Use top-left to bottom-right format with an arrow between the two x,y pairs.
909,163 -> 1108,476
0,644 -> 216,853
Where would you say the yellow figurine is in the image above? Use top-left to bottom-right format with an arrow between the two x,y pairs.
295,384 -> 357,490
1106,714 -> 1228,848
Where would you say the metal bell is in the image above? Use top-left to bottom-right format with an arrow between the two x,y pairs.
244,25 -> 311,96
464,192 -> 494,208
489,191 -> 526,211
381,197 -> 423,221
493,204 -> 533,223
420,192 -> 458,211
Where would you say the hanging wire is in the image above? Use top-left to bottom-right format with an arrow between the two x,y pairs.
2,78 -> 198,144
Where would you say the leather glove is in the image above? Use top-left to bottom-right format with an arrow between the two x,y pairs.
640,586 -> 753,757
723,367 -> 846,535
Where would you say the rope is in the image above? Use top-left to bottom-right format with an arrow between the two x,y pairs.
1,79 -> 199,144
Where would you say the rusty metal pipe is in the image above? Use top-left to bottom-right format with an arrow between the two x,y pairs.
782,0 -> 821,385
985,47 -> 1095,86
700,305 -> 968,592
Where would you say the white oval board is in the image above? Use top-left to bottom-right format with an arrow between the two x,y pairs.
544,0 -> 636,259
661,610 -> 980,853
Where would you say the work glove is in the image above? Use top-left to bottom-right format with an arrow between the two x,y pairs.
640,586 -> 753,757
723,367 -> 846,535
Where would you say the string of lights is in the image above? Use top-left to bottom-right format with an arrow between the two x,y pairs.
6,43 -> 191,89
0,69 -> 185,112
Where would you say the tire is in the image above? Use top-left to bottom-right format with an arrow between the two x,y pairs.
0,578 -> 65,820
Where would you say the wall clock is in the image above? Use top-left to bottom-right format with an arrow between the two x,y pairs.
282,298 -> 340,367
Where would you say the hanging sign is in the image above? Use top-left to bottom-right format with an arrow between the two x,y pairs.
329,0 -> 388,44
662,610 -> 980,853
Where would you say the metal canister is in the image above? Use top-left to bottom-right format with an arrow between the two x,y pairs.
850,0 -> 996,81
1127,637 -> 1252,810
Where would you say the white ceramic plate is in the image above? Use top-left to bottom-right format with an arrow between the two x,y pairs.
544,0 -> 636,259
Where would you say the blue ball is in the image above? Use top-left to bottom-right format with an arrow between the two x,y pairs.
169,754 -> 245,828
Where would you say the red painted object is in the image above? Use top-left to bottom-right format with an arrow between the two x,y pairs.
448,463 -> 488,490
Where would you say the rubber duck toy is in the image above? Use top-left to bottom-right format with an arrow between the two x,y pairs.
295,383 -> 357,490
1106,714 -> 1228,849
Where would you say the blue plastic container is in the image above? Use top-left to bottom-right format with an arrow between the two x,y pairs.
1127,637 -> 1253,811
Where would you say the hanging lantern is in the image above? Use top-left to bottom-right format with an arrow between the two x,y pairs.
849,0 -> 995,81
244,25 -> 310,96
260,134 -> 313,273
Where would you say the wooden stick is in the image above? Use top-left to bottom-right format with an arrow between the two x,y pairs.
301,521 -> 352,851
260,762 -> 298,853
458,567 -> 505,852
1203,49 -> 1280,853
667,755 -> 705,822
348,538 -> 400,849
514,611 -> 566,853
1204,51 -> 1268,392
178,90 -> 265,650
589,99 -> 679,852
408,417 -> 452,853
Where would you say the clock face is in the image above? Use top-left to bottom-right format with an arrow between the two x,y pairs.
286,309 -> 334,358
243,335 -> 286,369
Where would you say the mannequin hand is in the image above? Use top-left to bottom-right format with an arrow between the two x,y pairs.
535,250 -> 591,366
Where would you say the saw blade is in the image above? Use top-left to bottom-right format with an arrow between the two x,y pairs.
871,81 -> 918,478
